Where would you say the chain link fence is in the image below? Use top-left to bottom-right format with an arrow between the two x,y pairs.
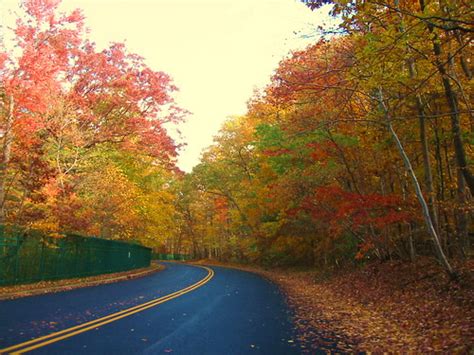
152,253 -> 192,261
0,226 -> 151,286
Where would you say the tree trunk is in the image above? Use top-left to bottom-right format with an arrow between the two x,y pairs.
395,0 -> 438,230
378,88 -> 456,278
456,170 -> 469,259
407,61 -> 438,231
408,224 -> 416,262
419,0 -> 474,194
454,30 -> 472,80
0,95 -> 14,224
433,123 -> 445,201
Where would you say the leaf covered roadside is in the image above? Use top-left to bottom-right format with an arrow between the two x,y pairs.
198,258 -> 473,353
0,263 -> 164,300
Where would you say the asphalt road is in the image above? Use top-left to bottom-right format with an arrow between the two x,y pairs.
0,263 -> 301,354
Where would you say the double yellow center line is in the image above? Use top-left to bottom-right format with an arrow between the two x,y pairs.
1,265 -> 214,354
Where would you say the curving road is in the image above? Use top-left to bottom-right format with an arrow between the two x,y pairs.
0,263 -> 301,354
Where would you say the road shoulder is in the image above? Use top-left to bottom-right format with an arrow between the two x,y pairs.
192,260 -> 356,352
192,259 -> 473,353
0,262 -> 164,300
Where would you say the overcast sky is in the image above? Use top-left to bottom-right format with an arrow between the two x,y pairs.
1,0 -> 335,172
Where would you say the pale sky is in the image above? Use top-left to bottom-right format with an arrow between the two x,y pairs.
1,0 -> 335,172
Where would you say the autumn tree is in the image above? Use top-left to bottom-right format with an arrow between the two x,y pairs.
0,0 -> 184,249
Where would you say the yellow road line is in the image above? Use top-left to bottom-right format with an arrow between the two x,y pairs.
0,265 -> 214,354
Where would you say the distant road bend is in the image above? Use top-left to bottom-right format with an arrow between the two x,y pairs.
0,263 -> 299,354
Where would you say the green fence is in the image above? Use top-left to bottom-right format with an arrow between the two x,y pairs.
0,226 -> 151,286
152,253 -> 192,261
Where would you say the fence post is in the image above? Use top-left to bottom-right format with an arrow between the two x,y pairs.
39,238 -> 45,280
14,233 -> 20,283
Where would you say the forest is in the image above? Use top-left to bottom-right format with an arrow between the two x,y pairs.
0,0 -> 472,280
177,0 -> 473,279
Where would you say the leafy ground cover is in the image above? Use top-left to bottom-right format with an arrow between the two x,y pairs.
197,258 -> 473,353
0,263 -> 163,300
